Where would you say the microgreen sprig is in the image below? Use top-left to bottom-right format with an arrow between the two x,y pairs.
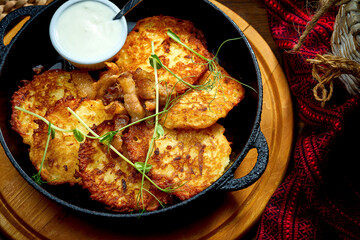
15,31 -> 258,212
166,29 -> 257,93
167,29 -> 211,62
31,122 -> 54,185
137,41 -> 165,210
14,106 -> 95,140
15,105 -> 107,184
66,107 -> 178,195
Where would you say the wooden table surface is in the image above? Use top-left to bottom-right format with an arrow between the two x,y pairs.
217,4 -> 284,239
0,1 -> 287,239
219,0 -> 281,64
218,2 -> 283,239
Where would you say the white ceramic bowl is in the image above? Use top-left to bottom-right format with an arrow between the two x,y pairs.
49,0 -> 127,70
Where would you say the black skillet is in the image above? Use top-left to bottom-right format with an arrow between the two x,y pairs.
0,0 -> 268,220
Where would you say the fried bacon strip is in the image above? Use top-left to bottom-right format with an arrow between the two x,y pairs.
117,72 -> 146,122
93,62 -> 121,99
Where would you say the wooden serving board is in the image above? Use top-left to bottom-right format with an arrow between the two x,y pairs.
0,1 -> 293,239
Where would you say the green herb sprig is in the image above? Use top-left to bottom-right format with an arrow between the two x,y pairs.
166,29 -> 256,92
15,106 -> 99,184
66,107 -> 179,194
31,123 -> 54,185
15,31 -> 257,211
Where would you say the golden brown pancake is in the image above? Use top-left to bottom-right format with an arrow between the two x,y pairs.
161,65 -> 245,129
148,123 -> 231,201
123,123 -> 231,201
122,122 -> 154,163
78,119 -> 173,212
10,15 -> 242,212
115,15 -> 213,94
29,97 -> 125,185
11,69 -> 94,145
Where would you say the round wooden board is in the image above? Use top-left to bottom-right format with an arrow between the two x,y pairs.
0,1 -> 293,239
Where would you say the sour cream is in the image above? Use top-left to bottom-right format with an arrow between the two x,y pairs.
50,0 -> 127,70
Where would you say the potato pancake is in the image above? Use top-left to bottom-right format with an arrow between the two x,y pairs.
78,119 -> 173,212
11,69 -> 93,145
9,15 -> 244,212
161,65 -> 245,129
29,97 -> 125,185
122,122 -> 154,163
149,123 -> 230,201
124,123 -> 231,201
115,15 -> 213,93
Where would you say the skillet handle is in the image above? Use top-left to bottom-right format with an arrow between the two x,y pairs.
216,128 -> 269,191
0,5 -> 45,53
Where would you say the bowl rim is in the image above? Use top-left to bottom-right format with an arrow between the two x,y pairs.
49,0 -> 128,65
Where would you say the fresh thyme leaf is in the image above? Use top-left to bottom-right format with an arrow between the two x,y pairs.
149,54 -> 163,70
134,162 -> 152,174
73,128 -> 85,142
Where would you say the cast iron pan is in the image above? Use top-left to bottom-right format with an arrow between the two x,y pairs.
0,0 -> 268,220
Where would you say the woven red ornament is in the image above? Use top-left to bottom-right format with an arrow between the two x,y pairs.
257,0 -> 360,239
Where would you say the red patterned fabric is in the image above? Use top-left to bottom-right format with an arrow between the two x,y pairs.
257,0 -> 360,239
